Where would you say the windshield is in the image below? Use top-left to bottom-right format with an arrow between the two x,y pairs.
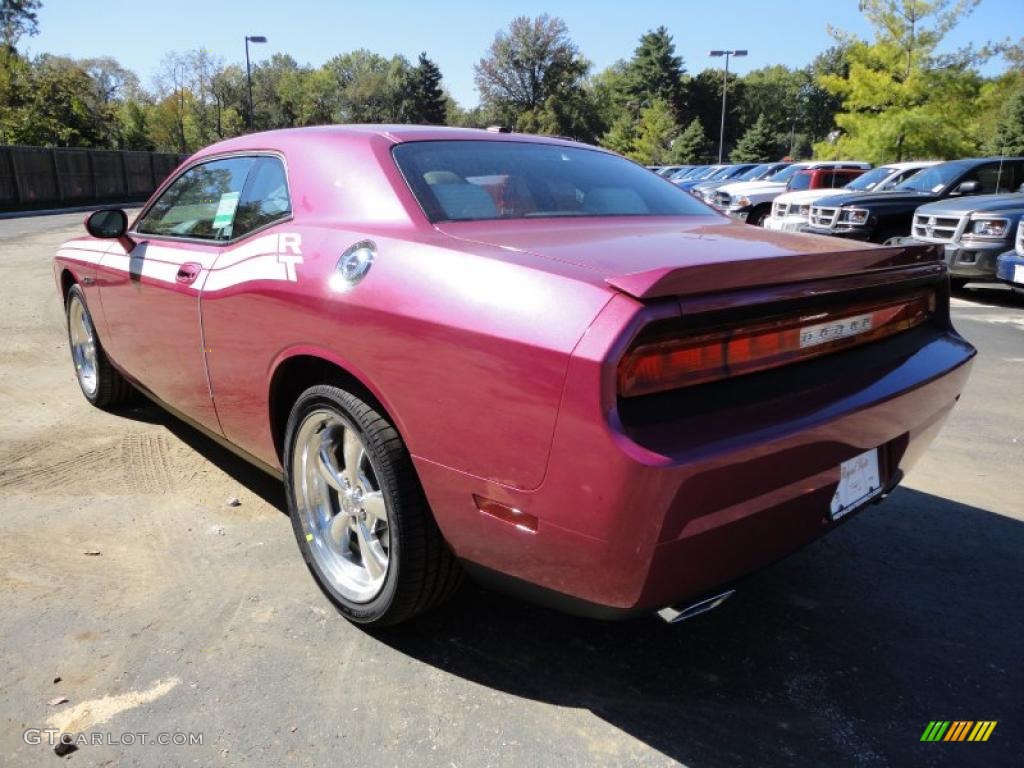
894,162 -> 967,193
672,166 -> 704,180
688,166 -> 721,181
739,163 -> 773,181
787,172 -> 813,191
708,166 -> 736,180
845,166 -> 895,191
393,140 -> 711,222
766,164 -> 808,183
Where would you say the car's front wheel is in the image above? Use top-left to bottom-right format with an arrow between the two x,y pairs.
283,385 -> 461,626
65,284 -> 132,408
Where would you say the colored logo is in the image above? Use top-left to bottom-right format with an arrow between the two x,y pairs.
921,721 -> 997,742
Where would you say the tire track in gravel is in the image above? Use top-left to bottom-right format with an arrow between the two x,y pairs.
0,431 -> 210,494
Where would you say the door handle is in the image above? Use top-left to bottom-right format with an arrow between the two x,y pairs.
175,262 -> 202,284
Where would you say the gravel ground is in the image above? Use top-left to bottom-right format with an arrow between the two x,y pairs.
1,212 -> 1021,767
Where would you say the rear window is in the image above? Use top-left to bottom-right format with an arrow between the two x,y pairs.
392,140 -> 709,222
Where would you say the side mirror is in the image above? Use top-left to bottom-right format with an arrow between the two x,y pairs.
85,208 -> 128,239
952,180 -> 981,195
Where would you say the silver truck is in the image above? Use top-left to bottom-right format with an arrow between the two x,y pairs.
904,191 -> 1024,288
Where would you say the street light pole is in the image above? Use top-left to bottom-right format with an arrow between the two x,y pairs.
708,49 -> 747,164
244,35 -> 267,130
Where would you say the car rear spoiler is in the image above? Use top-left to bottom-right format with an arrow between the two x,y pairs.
604,243 -> 946,300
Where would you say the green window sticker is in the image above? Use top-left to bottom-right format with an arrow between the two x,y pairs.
212,191 -> 241,229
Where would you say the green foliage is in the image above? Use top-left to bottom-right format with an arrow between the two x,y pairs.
0,5 -> 1018,164
671,118 -> 709,163
814,0 -> 985,162
475,14 -> 589,124
685,68 -> 744,153
0,0 -> 41,50
623,27 -> 686,118
601,112 -> 636,156
730,115 -> 782,162
404,53 -> 447,124
985,87 -> 1024,155
632,99 -> 677,164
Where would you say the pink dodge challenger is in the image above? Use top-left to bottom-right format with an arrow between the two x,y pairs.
55,126 -> 974,627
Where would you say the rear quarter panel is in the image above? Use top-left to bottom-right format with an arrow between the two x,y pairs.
201,223 -> 614,490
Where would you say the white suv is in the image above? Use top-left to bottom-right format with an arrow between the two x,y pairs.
764,161 -> 941,233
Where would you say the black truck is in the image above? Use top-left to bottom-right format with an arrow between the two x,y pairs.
802,157 -> 1024,243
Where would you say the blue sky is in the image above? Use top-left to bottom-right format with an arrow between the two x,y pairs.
27,0 -> 1019,106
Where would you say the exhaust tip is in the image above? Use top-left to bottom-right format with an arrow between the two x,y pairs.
657,589 -> 735,624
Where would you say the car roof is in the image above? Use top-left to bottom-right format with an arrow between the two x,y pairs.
189,124 -> 596,161
882,160 -> 942,170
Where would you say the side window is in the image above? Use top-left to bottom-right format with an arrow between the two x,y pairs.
967,162 -> 1018,194
233,156 -> 292,237
136,157 -> 253,240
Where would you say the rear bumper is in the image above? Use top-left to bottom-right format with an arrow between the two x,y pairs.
417,307 -> 975,618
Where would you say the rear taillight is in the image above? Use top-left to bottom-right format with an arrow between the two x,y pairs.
618,291 -> 935,397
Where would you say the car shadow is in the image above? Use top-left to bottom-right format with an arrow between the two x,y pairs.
373,488 -> 1022,767
113,401 -> 1020,765
116,398 -> 286,510
955,283 -> 1023,309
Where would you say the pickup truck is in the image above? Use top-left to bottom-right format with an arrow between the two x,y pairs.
904,192 -> 1024,288
765,161 -> 939,233
694,162 -> 792,206
712,161 -> 872,226
805,157 -> 1024,244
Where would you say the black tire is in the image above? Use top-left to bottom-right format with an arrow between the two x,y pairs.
65,284 -> 133,408
949,277 -> 970,292
747,205 -> 771,227
871,228 -> 904,245
283,384 -> 462,626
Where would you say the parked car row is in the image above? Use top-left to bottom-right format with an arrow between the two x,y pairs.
672,156 -> 1024,289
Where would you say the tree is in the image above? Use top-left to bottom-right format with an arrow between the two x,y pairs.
985,87 -> 1024,155
116,100 -> 154,150
815,0 -> 985,162
324,50 -> 410,123
404,53 -> 446,124
0,46 -> 31,141
671,118 -> 709,163
631,99 -> 678,164
474,15 -> 588,132
601,112 -> 636,156
686,68 -> 744,157
623,27 -> 686,118
0,0 -> 41,51
14,55 -> 109,147
730,114 -> 781,161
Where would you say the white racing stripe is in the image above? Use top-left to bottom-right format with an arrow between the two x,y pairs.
57,233 -> 304,291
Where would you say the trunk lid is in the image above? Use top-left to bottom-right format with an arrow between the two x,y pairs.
437,217 -> 943,300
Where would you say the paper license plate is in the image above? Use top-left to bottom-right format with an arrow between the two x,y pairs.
830,449 -> 882,521
1014,264 -> 1024,286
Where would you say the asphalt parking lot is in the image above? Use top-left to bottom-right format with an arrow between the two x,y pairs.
1,212 -> 1021,767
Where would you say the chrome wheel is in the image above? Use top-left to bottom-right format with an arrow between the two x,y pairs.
68,294 -> 98,397
292,409 -> 390,603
